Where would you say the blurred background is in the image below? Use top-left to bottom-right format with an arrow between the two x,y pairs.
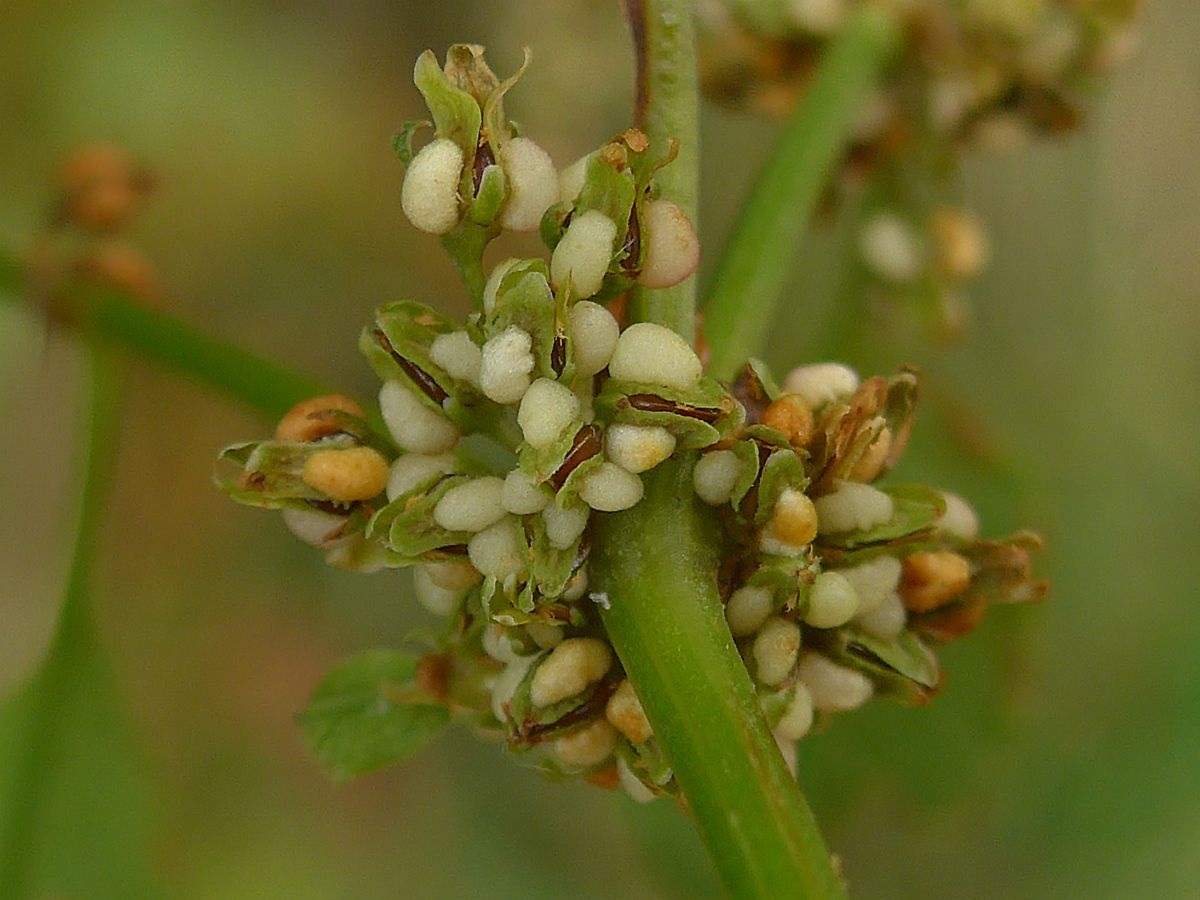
1,1 -> 1197,897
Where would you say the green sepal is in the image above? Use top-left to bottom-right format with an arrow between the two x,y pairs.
529,513 -> 587,599
594,375 -> 742,450
575,150 -> 637,246
393,120 -> 431,167
469,164 -> 507,225
729,439 -> 763,508
539,199 -> 573,250
817,483 -> 946,550
754,449 -> 811,526
617,735 -> 675,791
746,553 -> 817,611
298,649 -> 450,781
384,475 -> 473,557
216,437 -> 355,508
757,684 -> 796,729
820,628 -> 942,706
479,46 -> 531,152
488,263 -> 565,382
961,531 -> 1049,606
413,49 -> 482,159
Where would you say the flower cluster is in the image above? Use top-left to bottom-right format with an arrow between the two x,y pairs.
218,45 -> 1044,800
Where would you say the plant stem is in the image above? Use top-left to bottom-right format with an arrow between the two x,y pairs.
624,0 -> 699,342
0,248 -> 331,419
702,7 -> 898,378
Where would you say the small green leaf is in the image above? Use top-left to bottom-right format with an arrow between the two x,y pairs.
393,120 -> 431,167
413,49 -> 482,157
299,649 -> 450,781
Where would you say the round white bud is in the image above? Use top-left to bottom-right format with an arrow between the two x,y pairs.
636,199 -> 699,289
517,378 -> 580,449
608,322 -> 702,390
796,652 -> 874,712
753,617 -> 802,686
421,558 -> 481,592
557,153 -> 590,203
567,300 -> 620,377
467,517 -> 528,580
501,468 -> 550,515
617,757 -> 656,804
803,571 -> 859,629
412,564 -> 465,616
860,211 -> 923,282
429,331 -> 482,387
542,503 -> 590,550
814,481 -> 895,534
530,637 -> 613,707
379,380 -> 459,454
725,585 -> 774,638
693,450 -> 742,506
605,423 -> 676,474
401,138 -> 463,235
480,326 -> 535,404
433,477 -> 507,533
550,209 -> 617,299
937,491 -> 980,542
490,655 -> 534,724
498,137 -> 558,232
282,506 -> 348,548
554,719 -> 618,768
386,452 -> 457,502
605,679 -> 653,744
579,461 -> 645,512
852,590 -> 906,641
773,682 -> 815,741
838,555 -> 902,614
781,363 -> 859,410
482,623 -> 525,664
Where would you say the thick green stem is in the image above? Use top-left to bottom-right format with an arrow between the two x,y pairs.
593,462 -> 845,899
702,8 -> 899,378
625,0 -> 700,342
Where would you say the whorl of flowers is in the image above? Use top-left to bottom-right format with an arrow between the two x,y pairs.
217,46 -> 1044,796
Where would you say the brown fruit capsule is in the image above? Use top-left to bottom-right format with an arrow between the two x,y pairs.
762,394 -> 815,449
301,447 -> 389,503
900,551 -> 972,613
276,394 -> 366,443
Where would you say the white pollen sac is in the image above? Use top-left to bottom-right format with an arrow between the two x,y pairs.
501,468 -> 550,515
815,481 -> 895,535
412,564 -> 466,616
554,719 -> 618,768
498,137 -> 559,232
803,571 -> 860,629
773,682 -> 816,741
379,381 -> 460,454
605,423 -> 676,474
557,153 -> 591,203
421,557 -> 481,592
483,258 -> 521,314
429,331 -> 482,387
480,326 -> 535,404
852,590 -> 907,641
752,617 -> 802,687
725,585 -> 774,638
282,506 -> 348,548
401,138 -> 464,235
860,211 -> 924,283
550,209 -> 617,299
781,363 -> 860,410
796,652 -> 874,712
693,450 -> 742,506
567,300 -> 620,377
432,477 -> 507,533
542,503 -> 590,550
636,199 -> 700,289
530,637 -> 613,707
788,0 -> 846,34
467,517 -> 528,580
386,452 -> 457,502
937,491 -> 980,542
579,461 -> 645,512
617,757 -> 656,804
837,555 -> 902,614
517,378 -> 580,449
490,655 -> 534,724
607,322 -> 702,390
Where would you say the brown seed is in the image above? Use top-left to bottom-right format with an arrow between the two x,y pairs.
276,394 -> 366,443
847,426 -> 892,483
762,394 -> 815,449
301,446 -> 389,502
899,551 -> 972,613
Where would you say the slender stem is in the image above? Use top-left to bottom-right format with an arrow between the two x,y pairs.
624,0 -> 699,342
702,8 -> 898,378
594,463 -> 845,899
0,248 -> 331,419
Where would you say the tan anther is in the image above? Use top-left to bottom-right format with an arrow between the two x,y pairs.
276,394 -> 366,443
768,488 -> 818,547
762,394 -> 815,449
932,207 -> 988,280
899,551 -> 972,613
301,446 -> 390,503
605,680 -> 653,743
847,426 -> 892,483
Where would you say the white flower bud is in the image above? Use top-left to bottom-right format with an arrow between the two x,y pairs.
852,590 -> 906,640
796,652 -> 874,712
501,468 -> 550,515
803,571 -> 859,629
617,757 -> 656,803
781,362 -> 859,410
567,300 -> 620,377
301,447 -> 390,502
815,481 -> 895,534
498,137 -> 558,232
860,211 -> 923,282
483,257 -> 520,314
530,637 -> 612,707
526,622 -> 563,650
773,682 -> 815,741
379,380 -> 459,454
401,138 -> 463,234
636,199 -> 699,289
517,378 -> 580,448
490,655 -> 534,723
429,331 -> 482,387
788,0 -> 845,34
605,679 -> 653,744
766,488 -> 818,548
421,557 -> 481,591
554,719 -> 618,768
482,623 -> 525,664
282,506 -> 348,548
413,564 -> 466,616
562,566 -> 588,601
726,585 -> 773,638
542,503 -> 590,549
605,423 -> 676,474
607,322 -> 702,390
936,491 -> 980,542
579,461 -> 644,512
433,477 -> 507,533
467,517 -> 527,580
838,555 -> 902,614
693,450 -> 742,506
480,325 -> 535,404
557,153 -> 590,203
386,452 -> 456,502
550,209 -> 617,299
753,617 -> 802,686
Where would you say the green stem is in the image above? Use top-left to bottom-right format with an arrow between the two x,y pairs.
0,248 -> 330,419
702,8 -> 898,378
593,462 -> 845,899
625,0 -> 700,342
